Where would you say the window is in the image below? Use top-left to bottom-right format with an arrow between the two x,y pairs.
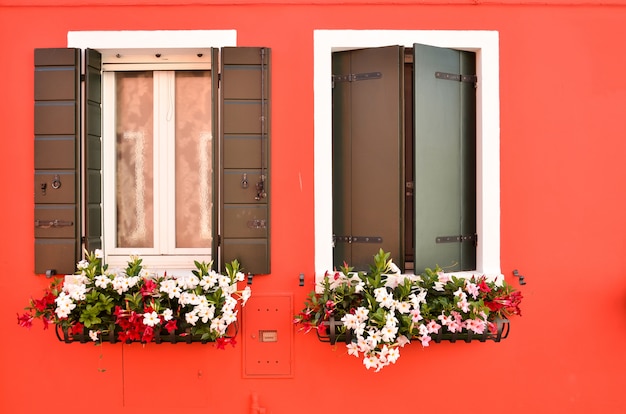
34,31 -> 271,275
103,68 -> 214,268
314,30 -> 501,278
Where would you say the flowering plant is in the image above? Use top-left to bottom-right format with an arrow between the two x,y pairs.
18,250 -> 251,348
294,249 -> 522,371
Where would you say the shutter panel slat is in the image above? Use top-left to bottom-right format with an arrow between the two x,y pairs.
220,47 -> 271,275
34,48 -> 81,275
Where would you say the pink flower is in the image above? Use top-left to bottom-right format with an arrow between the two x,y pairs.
17,313 -> 34,329
426,320 -> 441,334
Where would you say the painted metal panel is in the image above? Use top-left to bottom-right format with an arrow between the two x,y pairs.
243,294 -> 293,378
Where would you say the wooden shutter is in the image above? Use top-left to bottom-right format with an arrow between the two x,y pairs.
34,48 -> 81,275
220,47 -> 271,275
332,46 -> 404,271
34,48 -> 103,275
413,43 -> 477,273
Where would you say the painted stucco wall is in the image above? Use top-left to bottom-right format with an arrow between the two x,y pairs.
2,1 -> 626,413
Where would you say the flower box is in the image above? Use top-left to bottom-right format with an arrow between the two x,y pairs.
295,249 -> 522,371
55,323 -> 238,345
19,250 -> 251,349
316,315 -> 510,345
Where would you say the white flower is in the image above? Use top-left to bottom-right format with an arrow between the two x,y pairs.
341,313 -> 358,330
143,311 -> 160,327
355,307 -> 369,322
180,292 -> 200,306
185,311 -> 199,326
363,354 -> 379,370
54,292 -> 76,318
66,283 -> 87,301
217,275 -> 231,289
162,308 -> 174,321
197,305 -> 216,323
160,279 -> 181,299
236,271 -> 245,282
76,260 -> 89,270
89,330 -> 99,342
395,301 -> 411,314
381,325 -> 398,342
94,249 -> 104,259
200,273 -> 218,290
94,275 -> 110,289
177,274 -> 200,290
388,261 -> 401,274
241,286 -> 252,305
346,342 -> 360,357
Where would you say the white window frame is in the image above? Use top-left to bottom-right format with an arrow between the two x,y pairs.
68,30 -> 237,270
313,30 -> 501,280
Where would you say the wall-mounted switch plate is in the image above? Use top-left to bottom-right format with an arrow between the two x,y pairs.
243,293 -> 293,378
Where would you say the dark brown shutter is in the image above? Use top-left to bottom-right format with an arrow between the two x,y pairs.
34,48 -> 81,275
84,49 -> 102,253
332,46 -> 404,271
220,47 -> 271,275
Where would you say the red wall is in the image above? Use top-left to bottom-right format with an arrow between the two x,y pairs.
3,1 -> 626,413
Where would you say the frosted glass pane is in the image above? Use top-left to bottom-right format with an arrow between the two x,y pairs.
115,72 -> 154,248
175,71 -> 212,248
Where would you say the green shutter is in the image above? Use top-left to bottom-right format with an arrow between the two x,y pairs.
34,48 -> 81,275
332,46 -> 404,271
84,49 -> 102,254
220,47 -> 271,275
413,43 -> 476,273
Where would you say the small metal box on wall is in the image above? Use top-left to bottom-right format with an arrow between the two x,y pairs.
243,293 -> 293,378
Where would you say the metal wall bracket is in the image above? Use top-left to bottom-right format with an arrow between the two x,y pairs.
299,273 -> 304,286
512,269 -> 527,285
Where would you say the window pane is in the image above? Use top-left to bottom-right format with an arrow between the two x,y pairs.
175,71 -> 212,248
115,72 -> 154,248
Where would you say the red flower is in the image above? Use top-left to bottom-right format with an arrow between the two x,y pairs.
42,317 -> 51,330
142,326 -> 154,343
17,313 -> 34,329
477,278 -> 491,293
297,321 -> 312,333
71,322 -> 84,335
164,319 -> 178,334
216,337 -> 236,350
140,279 -> 157,297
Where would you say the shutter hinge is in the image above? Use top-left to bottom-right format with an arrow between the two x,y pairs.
332,72 -> 382,88
217,234 -> 221,246
80,74 -> 86,82
334,235 -> 383,244
435,71 -> 477,87
436,233 -> 477,246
